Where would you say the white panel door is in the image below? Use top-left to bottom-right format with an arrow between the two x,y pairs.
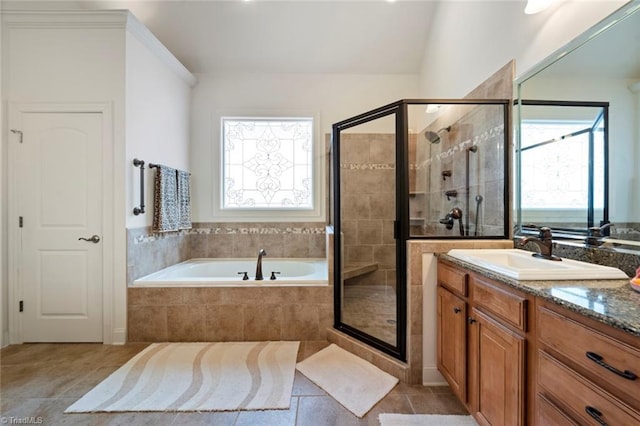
18,112 -> 103,342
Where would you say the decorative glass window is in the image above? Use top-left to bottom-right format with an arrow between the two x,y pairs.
222,117 -> 314,209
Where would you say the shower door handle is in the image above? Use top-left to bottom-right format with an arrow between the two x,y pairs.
79,235 -> 101,243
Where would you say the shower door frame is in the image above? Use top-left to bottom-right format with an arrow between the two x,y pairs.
332,100 -> 408,361
332,99 -> 511,361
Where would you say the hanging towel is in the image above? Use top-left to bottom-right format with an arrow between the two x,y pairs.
177,169 -> 192,230
152,165 -> 179,232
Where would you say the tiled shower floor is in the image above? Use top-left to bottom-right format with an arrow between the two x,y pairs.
342,285 -> 397,345
0,341 -> 468,425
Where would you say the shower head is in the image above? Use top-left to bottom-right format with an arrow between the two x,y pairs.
424,125 -> 452,144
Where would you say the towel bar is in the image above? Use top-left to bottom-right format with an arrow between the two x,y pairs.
132,158 -> 145,215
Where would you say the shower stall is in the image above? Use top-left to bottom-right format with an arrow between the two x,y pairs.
332,99 -> 510,360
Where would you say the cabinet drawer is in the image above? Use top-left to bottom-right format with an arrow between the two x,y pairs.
438,263 -> 467,297
538,351 -> 640,425
536,393 -> 579,426
471,276 -> 527,331
538,306 -> 640,405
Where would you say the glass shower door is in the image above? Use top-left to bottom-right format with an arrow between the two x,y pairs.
332,104 -> 406,360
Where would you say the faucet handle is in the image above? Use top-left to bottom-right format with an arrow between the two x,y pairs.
588,223 -> 614,237
538,227 -> 552,239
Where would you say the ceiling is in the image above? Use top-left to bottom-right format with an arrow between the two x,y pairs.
2,0 -> 439,75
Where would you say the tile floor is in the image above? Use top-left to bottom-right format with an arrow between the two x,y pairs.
1,341 -> 468,425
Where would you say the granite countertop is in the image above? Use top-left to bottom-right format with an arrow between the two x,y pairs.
438,253 -> 640,338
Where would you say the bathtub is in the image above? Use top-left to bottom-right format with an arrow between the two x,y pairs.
133,258 -> 329,287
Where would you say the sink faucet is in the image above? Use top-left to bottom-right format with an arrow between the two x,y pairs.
585,223 -> 614,247
255,249 -> 267,280
519,226 -> 561,261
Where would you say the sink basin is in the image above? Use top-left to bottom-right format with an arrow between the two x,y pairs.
447,249 -> 628,281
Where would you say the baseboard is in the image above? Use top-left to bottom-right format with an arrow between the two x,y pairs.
110,328 -> 127,345
423,367 -> 446,386
1,330 -> 9,348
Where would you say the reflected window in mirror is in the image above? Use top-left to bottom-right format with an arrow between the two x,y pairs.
519,101 -> 609,234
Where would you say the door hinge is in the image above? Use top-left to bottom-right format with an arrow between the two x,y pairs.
11,129 -> 23,143
19,300 -> 24,312
19,216 -> 23,228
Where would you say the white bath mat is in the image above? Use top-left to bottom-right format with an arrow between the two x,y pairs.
295,343 -> 398,418
379,414 -> 477,426
65,341 -> 299,413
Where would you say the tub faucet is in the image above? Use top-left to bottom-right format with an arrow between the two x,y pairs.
255,249 -> 267,280
519,226 -> 560,261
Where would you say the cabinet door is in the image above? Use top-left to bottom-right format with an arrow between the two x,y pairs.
469,308 -> 525,426
437,286 -> 467,402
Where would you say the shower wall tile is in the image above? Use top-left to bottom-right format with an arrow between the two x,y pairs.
370,137 -> 395,163
345,245 -> 373,264
358,220 -> 383,245
373,245 -> 396,269
342,194 -> 371,219
369,194 -> 395,219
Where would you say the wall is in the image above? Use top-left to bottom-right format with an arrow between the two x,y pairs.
124,25 -> 194,292
418,0 -> 628,98
190,72 -> 419,223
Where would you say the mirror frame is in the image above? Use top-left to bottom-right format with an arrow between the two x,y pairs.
514,2 -> 640,242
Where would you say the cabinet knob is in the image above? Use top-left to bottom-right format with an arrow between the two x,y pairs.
468,317 -> 476,324
453,307 -> 461,314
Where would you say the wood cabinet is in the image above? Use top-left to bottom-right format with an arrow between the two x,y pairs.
438,259 -> 640,425
437,285 -> 467,402
469,308 -> 525,426
536,301 -> 640,424
437,261 -> 527,426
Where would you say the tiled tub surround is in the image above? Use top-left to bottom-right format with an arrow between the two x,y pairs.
127,222 -> 327,286
126,223 -> 331,343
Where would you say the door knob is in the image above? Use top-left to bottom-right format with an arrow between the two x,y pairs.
78,235 -> 100,243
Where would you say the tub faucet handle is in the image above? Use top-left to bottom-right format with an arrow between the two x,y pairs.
238,271 -> 249,280
270,271 -> 281,280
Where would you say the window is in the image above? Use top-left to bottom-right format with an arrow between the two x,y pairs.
221,117 -> 314,210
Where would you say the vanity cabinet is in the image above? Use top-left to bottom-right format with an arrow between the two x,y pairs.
536,300 -> 640,425
437,261 -> 527,426
437,285 -> 467,402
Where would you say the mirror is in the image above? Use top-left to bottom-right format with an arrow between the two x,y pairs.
515,3 -> 640,245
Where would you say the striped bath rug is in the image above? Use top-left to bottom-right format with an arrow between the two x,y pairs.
65,341 -> 300,413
